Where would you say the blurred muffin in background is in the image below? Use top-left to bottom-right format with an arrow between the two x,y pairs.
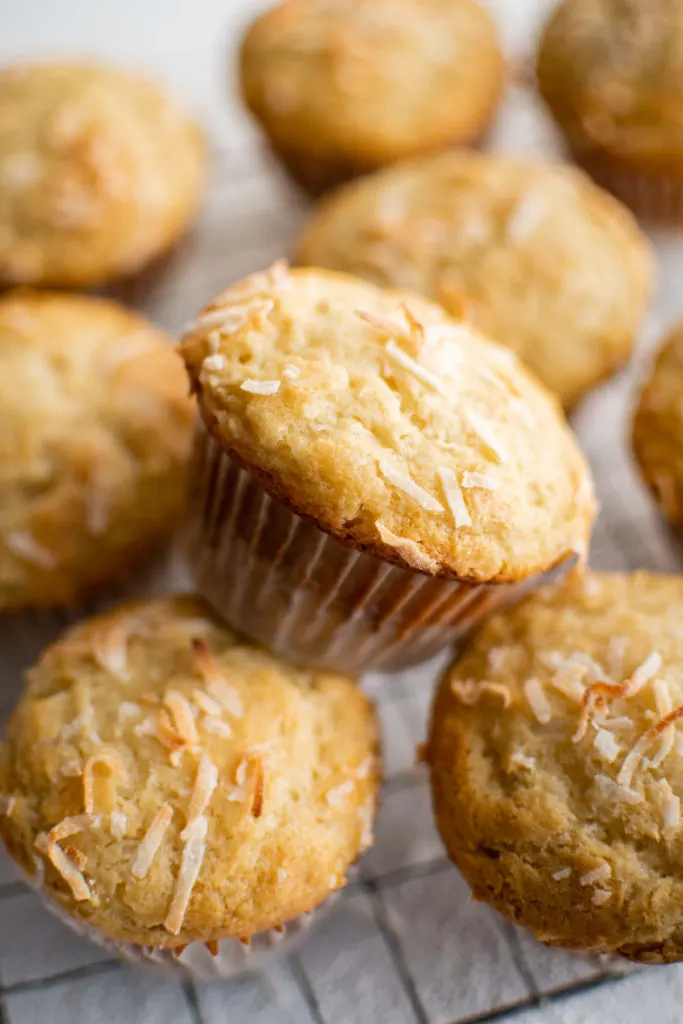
633,322 -> 683,533
537,0 -> 683,222
296,151 -> 653,410
0,61 -> 206,288
0,290 -> 194,613
240,0 -> 503,195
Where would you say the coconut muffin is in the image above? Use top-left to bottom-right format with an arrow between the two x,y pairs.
240,0 -> 503,194
0,290 -> 194,612
0,61 -> 206,288
0,596 -> 379,976
180,264 -> 595,673
427,571 -> 683,963
633,323 -> 683,532
537,0 -> 683,221
295,152 -> 653,409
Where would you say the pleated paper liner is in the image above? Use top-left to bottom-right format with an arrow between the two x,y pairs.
570,144 -> 683,224
186,423 -> 579,676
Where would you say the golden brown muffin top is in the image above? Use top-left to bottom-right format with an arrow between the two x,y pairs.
296,152 -> 653,409
0,291 -> 194,611
428,571 -> 683,962
537,0 -> 683,167
240,0 -> 503,170
633,323 -> 683,530
0,596 -> 380,947
0,61 -> 206,288
180,265 -> 595,584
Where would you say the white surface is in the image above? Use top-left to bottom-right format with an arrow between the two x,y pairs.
2,0 -> 683,1022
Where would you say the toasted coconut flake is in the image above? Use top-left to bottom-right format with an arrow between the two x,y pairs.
580,863 -> 611,887
573,652 -> 662,743
0,795 -> 16,818
83,753 -> 125,814
602,716 -> 634,732
156,708 -> 185,751
182,755 -> 218,838
593,729 -> 620,763
65,846 -> 88,871
651,679 -> 675,768
552,867 -> 571,881
5,530 -> 56,569
593,772 -> 643,805
48,815 -> 94,843
676,733 -> 683,757
377,456 -> 443,513
165,816 -> 208,935
326,779 -> 355,808
118,702 -> 141,722
132,804 -> 173,879
384,338 -> 447,394
626,652 -> 663,696
617,706 -> 683,789
461,471 -> 499,491
202,354 -> 225,373
191,689 -> 223,717
277,867 -> 289,883
250,755 -> 264,818
549,666 -> 586,703
133,718 -> 156,738
240,379 -> 280,395
203,717 -> 233,738
36,835 -> 91,901
451,678 -> 511,708
662,792 -> 681,832
506,193 -> 546,244
464,411 -> 509,464
282,363 -> 300,380
438,467 -> 472,529
164,691 -> 199,747
510,750 -> 535,770
524,678 -> 552,724
375,521 -> 439,573
110,811 -> 127,840
192,639 -> 244,718
235,758 -> 248,787
608,637 -> 627,679
92,621 -> 129,681
592,889 -> 612,906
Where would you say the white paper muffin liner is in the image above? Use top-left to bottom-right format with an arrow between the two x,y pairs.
21,857 -> 330,981
569,144 -> 683,224
186,422 -> 579,675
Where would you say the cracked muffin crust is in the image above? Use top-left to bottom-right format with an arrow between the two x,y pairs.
295,152 -> 653,410
181,265 -> 594,585
240,0 -> 503,194
428,571 -> 683,962
0,61 -> 206,288
0,290 -> 194,611
633,323 -> 683,532
0,596 -> 380,948
537,0 -> 683,220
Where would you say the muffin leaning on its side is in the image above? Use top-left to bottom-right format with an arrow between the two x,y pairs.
537,0 -> 683,222
240,0 -> 503,195
0,290 -> 194,622
0,61 -> 206,288
180,263 -> 595,675
0,596 -> 380,978
427,571 -> 683,963
296,151 -> 653,410
633,322 -> 683,532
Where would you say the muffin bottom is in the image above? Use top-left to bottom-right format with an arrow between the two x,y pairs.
186,423 -> 578,675
569,144 -> 683,224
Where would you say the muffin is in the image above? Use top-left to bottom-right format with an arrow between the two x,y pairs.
633,322 -> 683,532
180,263 -> 595,675
295,152 -> 653,410
537,0 -> 683,222
0,61 -> 206,288
239,0 -> 503,195
427,570 -> 683,963
0,596 -> 379,978
0,290 -> 193,627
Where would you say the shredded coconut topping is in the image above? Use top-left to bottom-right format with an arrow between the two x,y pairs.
191,689 -> 223,717
182,754 -> 218,838
377,455 -> 443,513
83,753 -> 125,814
593,729 -> 620,763
524,678 -> 552,724
651,679 -> 675,768
506,193 -> 547,244
110,811 -> 127,840
164,691 -> 199,748
5,530 -> 55,569
202,354 -> 225,373
132,805 -> 173,879
591,889 -> 612,906
580,863 -> 611,887
662,791 -> 681,833
510,751 -> 535,770
203,717 -> 233,738
36,833 -> 91,901
593,772 -> 643,805
617,706 -> 683,789
461,471 -> 499,491
326,779 -> 355,808
464,411 -> 509,464
241,379 -> 280,395
451,679 -> 511,708
384,338 -> 447,395
438,467 -> 472,529
48,815 -> 94,844
165,816 -> 208,935
552,867 -> 571,881
282,363 -> 300,380
192,639 -> 244,718
92,622 -> 129,682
